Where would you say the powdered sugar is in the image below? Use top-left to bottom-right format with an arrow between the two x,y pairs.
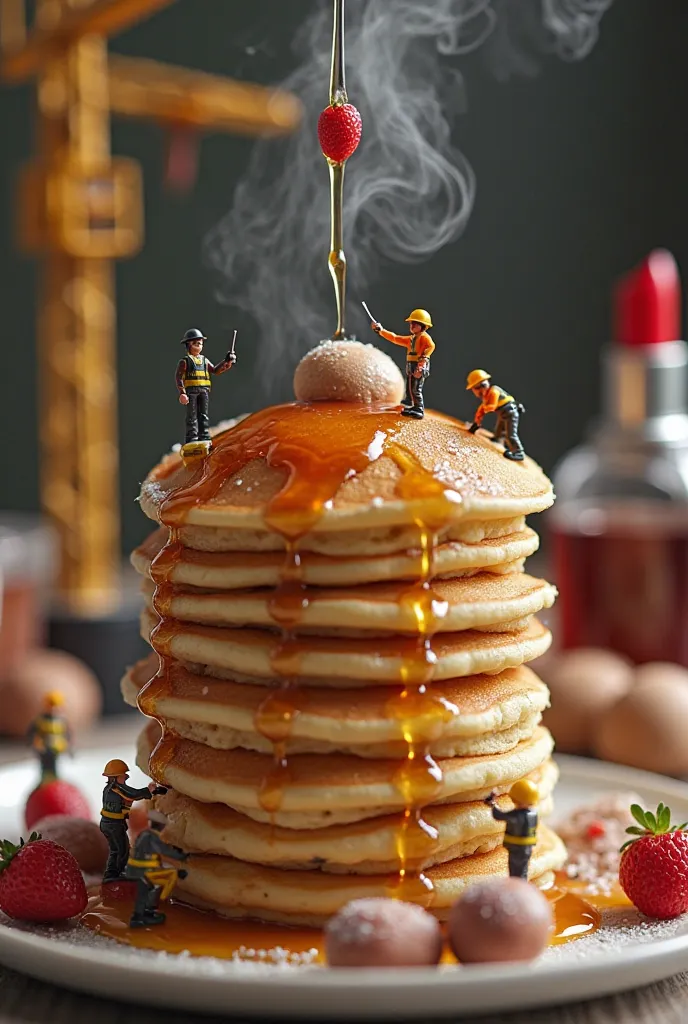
556,791 -> 641,898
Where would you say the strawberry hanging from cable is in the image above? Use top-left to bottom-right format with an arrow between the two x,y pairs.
317,0 -> 362,340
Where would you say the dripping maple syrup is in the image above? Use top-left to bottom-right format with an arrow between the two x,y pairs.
80,881 -> 602,961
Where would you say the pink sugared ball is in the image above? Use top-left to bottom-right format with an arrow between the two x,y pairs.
325,898 -> 442,968
449,879 -> 553,964
31,815 -> 108,874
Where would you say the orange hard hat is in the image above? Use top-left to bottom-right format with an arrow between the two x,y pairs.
103,758 -> 129,777
466,369 -> 491,390
405,308 -> 433,328
43,690 -> 64,709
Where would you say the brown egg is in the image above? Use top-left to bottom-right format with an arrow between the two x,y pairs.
294,341 -> 405,405
449,878 -> 553,964
593,663 -> 688,775
539,648 -> 633,753
31,815 -> 108,874
325,898 -> 442,968
0,649 -> 102,737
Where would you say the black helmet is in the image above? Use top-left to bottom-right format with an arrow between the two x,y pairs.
181,328 -> 206,345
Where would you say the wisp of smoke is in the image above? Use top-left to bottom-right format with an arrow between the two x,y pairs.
205,0 -> 613,388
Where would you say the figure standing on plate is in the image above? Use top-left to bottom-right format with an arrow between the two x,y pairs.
175,328 -> 237,446
369,309 -> 435,419
27,691 -> 71,782
100,759 -> 166,883
125,818 -> 189,927
466,370 -> 526,461
484,780 -> 539,880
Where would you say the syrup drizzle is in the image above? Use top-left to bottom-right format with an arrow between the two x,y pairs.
140,403 -> 466,902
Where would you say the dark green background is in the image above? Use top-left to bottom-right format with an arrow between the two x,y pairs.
1,0 -> 687,555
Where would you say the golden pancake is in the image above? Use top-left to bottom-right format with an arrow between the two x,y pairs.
174,825 -> 566,926
154,759 -> 558,872
141,573 -> 556,636
139,406 -> 553,537
141,609 -> 552,684
132,525 -> 538,586
123,656 -> 549,758
137,726 -> 554,827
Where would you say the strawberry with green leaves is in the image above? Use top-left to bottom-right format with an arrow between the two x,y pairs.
0,833 -> 87,922
619,803 -> 688,920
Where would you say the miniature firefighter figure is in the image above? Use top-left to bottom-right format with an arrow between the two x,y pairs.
124,817 -> 189,928
28,692 -> 71,782
369,309 -> 435,419
175,328 -> 237,446
466,370 -> 526,461
484,780 -> 539,880
100,759 -> 167,883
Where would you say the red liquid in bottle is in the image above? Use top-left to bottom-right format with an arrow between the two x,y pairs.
551,502 -> 688,666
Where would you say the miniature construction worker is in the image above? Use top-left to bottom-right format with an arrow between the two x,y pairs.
100,759 -> 167,883
484,779 -> 539,880
466,370 -> 526,461
175,328 -> 237,446
27,692 -> 71,782
370,309 -> 435,419
124,818 -> 189,928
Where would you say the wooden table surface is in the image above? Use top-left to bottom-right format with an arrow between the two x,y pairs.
1,718 -> 687,1024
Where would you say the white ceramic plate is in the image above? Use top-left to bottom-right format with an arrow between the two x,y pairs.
1,752 -> 688,1019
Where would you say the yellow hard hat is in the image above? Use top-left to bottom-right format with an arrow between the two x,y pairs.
466,369 -> 491,390
405,308 -> 433,328
509,779 -> 539,807
44,690 -> 64,708
103,758 -> 129,778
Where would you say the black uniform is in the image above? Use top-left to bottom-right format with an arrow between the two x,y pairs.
404,361 -> 430,417
175,351 -> 234,443
100,780 -> 154,882
125,827 -> 188,927
488,804 -> 538,880
28,711 -> 70,781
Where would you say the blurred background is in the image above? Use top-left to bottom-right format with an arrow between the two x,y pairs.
1,0 -> 688,772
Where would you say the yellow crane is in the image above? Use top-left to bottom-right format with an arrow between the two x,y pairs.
1,0 -> 301,616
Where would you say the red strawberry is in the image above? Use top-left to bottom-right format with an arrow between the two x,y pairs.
25,780 -> 90,829
619,803 -> 688,919
317,103 -> 362,163
0,833 -> 88,921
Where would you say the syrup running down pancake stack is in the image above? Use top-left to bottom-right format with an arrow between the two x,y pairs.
125,343 -> 565,926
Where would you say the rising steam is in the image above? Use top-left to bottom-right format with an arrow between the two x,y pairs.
205,0 -> 613,384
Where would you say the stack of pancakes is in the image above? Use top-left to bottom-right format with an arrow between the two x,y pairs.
124,403 -> 565,925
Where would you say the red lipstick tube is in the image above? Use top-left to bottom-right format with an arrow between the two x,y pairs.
550,251 -> 688,665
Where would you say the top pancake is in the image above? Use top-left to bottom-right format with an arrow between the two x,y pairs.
139,405 -> 553,536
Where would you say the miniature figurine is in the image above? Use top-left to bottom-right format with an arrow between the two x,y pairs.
124,818 -> 189,928
175,328 -> 237,450
366,306 -> 435,419
99,759 -> 167,883
466,370 -> 526,461
28,692 -> 71,782
484,780 -> 539,880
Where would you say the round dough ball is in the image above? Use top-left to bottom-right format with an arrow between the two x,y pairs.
449,878 -> 553,964
593,664 -> 688,775
325,898 -> 442,968
31,815 -> 108,874
294,341 -> 405,405
539,648 -> 633,753
0,649 -> 102,737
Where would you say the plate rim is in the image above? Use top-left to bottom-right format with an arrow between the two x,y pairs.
1,752 -> 688,1015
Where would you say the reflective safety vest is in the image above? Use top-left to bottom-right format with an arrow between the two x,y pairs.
486,385 -> 514,409
183,355 -> 212,389
32,715 -> 68,753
